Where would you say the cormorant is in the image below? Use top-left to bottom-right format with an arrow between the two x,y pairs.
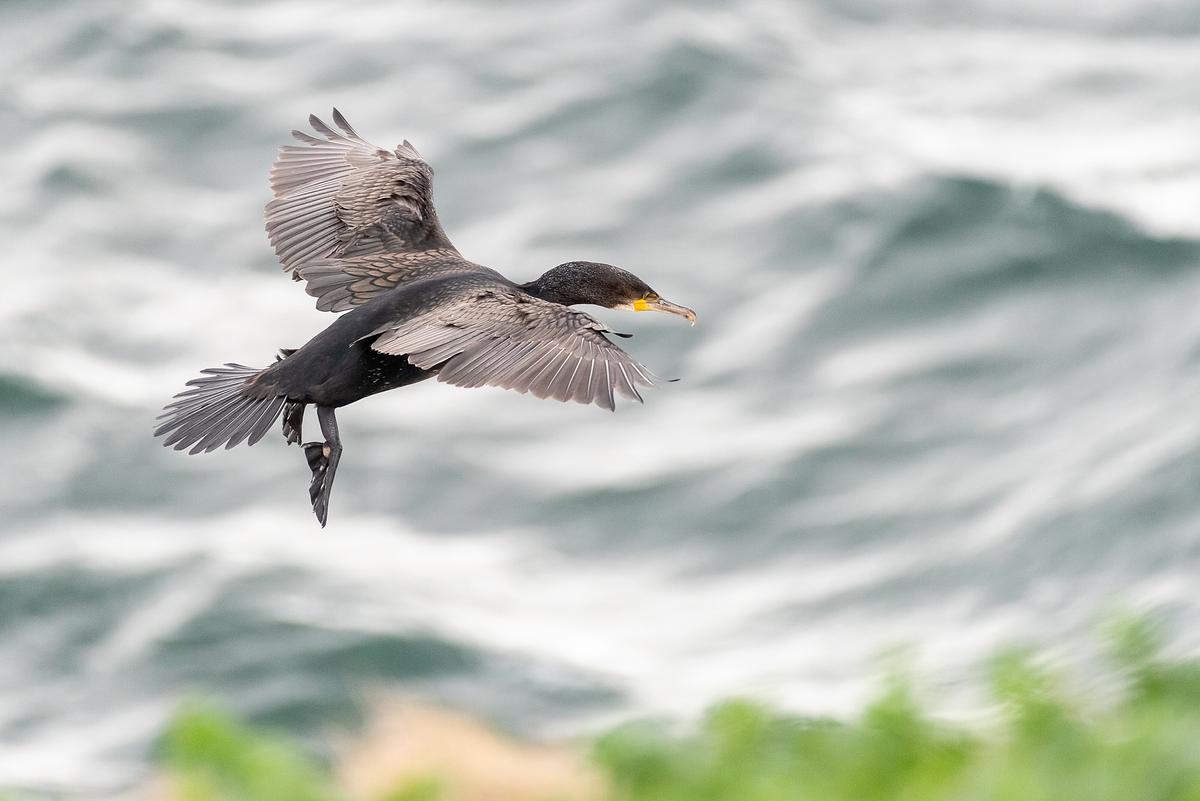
155,110 -> 696,526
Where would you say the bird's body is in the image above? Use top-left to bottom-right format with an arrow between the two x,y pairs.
253,311 -> 433,409
157,111 -> 695,525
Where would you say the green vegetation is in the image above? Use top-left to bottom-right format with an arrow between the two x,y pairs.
165,703 -> 341,801
161,617 -> 1200,801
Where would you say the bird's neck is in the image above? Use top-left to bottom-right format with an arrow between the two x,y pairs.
519,272 -> 582,306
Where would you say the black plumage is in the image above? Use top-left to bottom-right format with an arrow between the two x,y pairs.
156,111 -> 696,526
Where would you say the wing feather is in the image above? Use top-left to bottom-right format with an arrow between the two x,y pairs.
439,338 -> 510,387
493,340 -> 545,388
266,110 -> 473,310
570,342 -> 597,405
506,344 -> 562,392
363,280 -> 661,410
533,348 -> 573,401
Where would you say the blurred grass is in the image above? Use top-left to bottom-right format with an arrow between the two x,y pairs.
159,616 -> 1200,801
165,703 -> 341,801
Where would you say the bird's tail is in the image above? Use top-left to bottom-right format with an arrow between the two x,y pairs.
155,363 -> 286,454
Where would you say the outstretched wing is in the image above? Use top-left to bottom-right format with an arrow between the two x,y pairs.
265,109 -> 460,285
364,283 -> 660,410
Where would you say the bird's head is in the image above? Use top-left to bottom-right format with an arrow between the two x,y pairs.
522,261 -> 696,324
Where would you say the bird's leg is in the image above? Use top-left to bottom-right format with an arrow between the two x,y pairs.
282,400 -> 306,445
302,405 -> 342,527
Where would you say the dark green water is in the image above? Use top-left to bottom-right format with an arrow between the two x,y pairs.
1,0 -> 1198,795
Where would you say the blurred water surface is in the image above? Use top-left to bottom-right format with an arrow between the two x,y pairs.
1,0 -> 1198,795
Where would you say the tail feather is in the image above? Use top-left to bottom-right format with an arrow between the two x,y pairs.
155,364 -> 285,454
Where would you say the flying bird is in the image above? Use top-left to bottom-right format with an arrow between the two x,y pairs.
155,110 -> 696,526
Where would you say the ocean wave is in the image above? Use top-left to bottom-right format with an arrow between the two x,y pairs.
2,0 -> 1199,794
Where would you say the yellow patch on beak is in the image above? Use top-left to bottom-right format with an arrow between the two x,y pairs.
633,298 -> 651,312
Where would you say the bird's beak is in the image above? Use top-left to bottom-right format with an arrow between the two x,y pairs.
633,297 -> 697,325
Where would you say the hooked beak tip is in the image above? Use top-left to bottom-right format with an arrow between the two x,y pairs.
646,298 -> 697,326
